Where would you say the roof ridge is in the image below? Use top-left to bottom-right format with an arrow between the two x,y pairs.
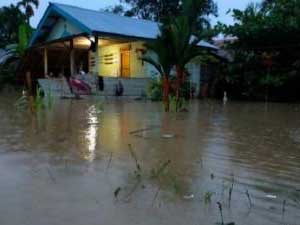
49,2 -> 158,25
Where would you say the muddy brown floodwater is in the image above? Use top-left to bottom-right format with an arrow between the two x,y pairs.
0,92 -> 300,225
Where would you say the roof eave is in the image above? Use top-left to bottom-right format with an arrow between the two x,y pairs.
28,3 -> 92,48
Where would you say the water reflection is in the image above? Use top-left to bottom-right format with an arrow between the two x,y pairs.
83,105 -> 99,162
0,96 -> 299,225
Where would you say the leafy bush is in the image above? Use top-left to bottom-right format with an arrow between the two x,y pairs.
148,73 -> 194,103
148,78 -> 163,101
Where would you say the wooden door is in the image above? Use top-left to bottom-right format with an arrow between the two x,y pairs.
121,50 -> 130,77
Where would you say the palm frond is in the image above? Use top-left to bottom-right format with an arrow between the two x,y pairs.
31,0 -> 39,8
140,56 -> 163,75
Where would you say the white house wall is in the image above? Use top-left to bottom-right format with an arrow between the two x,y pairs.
96,41 -> 146,77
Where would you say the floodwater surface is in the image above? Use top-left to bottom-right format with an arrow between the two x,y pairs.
0,93 -> 299,225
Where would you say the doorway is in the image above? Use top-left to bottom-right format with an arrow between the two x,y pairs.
120,50 -> 130,77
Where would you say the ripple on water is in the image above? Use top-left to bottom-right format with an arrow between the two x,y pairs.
0,97 -> 299,225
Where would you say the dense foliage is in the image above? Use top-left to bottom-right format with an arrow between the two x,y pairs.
17,0 -> 39,25
0,4 -> 26,48
217,0 -> 300,101
141,0 -> 216,111
106,0 -> 217,31
0,0 -> 38,89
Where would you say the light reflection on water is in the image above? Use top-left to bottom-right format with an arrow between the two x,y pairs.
84,105 -> 99,162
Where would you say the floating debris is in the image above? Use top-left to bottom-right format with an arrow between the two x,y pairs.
129,126 -> 159,135
162,134 -> 175,139
266,194 -> 277,199
183,194 -> 194,200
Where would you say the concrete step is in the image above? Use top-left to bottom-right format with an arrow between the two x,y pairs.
38,77 -> 151,97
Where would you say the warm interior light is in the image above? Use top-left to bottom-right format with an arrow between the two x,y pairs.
88,36 -> 95,43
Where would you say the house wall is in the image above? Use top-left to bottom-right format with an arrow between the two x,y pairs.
95,41 -> 149,78
87,40 -> 202,95
186,58 -> 201,95
47,19 -> 82,42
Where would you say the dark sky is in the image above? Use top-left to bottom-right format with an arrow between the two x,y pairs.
0,0 -> 260,27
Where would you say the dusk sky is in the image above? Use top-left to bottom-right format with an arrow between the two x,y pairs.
0,0 -> 260,27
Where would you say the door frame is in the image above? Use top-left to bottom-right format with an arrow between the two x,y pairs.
120,48 -> 131,78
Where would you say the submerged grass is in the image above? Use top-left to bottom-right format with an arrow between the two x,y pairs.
150,160 -> 171,179
228,174 -> 235,207
128,144 -> 142,180
115,144 -> 183,202
204,191 -> 214,204
216,202 -> 235,225
15,87 -> 55,112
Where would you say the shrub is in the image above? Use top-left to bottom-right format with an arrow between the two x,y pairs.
148,78 -> 163,101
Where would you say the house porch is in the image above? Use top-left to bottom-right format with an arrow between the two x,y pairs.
24,34 -> 151,96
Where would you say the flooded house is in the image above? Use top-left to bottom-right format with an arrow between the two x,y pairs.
22,2 -> 218,97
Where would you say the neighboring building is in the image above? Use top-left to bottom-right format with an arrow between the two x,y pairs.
24,2 -> 218,96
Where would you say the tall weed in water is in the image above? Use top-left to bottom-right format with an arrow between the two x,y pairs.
170,95 -> 188,112
128,144 -> 142,180
14,95 -> 28,110
15,87 -> 55,112
216,202 -> 235,225
46,86 -> 54,109
204,191 -> 214,204
150,160 -> 171,179
34,87 -> 44,110
245,189 -> 253,209
228,174 -> 235,207
115,145 -> 182,201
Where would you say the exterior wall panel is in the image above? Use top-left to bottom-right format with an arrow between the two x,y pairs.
47,19 -> 82,42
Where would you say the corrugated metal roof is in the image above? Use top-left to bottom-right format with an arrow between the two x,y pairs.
31,2 -> 218,49
52,2 -> 160,40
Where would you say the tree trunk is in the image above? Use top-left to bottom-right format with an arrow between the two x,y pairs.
162,75 -> 170,112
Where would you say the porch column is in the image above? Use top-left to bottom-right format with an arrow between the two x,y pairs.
44,47 -> 48,76
94,36 -> 99,76
70,39 -> 75,75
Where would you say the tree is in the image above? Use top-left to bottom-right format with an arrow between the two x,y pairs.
107,0 -> 217,25
142,25 -> 175,112
120,0 -> 181,21
142,0 -> 216,111
104,5 -> 127,16
0,4 -> 26,48
216,0 -> 300,101
169,0 -> 214,110
17,0 -> 39,26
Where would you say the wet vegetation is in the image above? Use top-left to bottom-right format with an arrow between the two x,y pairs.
108,140 -> 299,224
14,87 -> 55,112
1,97 -> 300,224
214,0 -> 300,101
